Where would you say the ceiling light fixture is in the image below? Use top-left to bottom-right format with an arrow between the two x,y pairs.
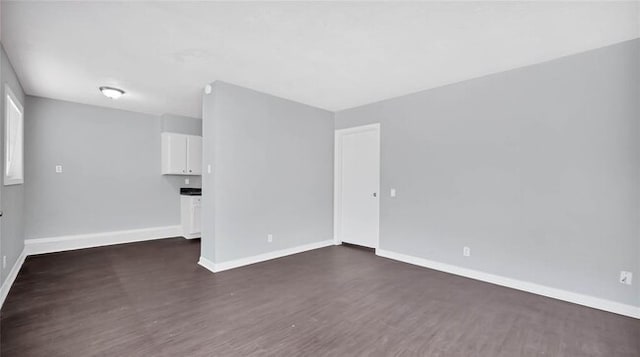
99,86 -> 125,99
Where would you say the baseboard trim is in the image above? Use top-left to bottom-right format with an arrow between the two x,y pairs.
199,239 -> 335,273
197,256 -> 216,273
25,225 -> 182,255
0,248 -> 27,308
376,249 -> 640,319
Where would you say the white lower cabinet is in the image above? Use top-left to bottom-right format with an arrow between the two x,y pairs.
181,195 -> 201,239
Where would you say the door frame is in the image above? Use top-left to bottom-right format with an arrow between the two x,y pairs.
334,123 -> 381,248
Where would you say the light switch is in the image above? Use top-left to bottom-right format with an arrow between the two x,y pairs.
390,188 -> 396,197
55,165 -> 63,173
207,164 -> 212,174
185,178 -> 190,185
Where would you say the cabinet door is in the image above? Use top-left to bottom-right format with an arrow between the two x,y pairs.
162,133 -> 188,174
187,136 -> 202,175
191,197 -> 201,235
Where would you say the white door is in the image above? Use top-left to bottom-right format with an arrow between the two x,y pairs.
187,136 -> 202,175
335,124 -> 380,248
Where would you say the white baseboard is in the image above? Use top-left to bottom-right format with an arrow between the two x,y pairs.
376,249 -> 640,319
0,248 -> 27,308
198,256 -> 216,272
199,239 -> 335,273
25,225 -> 182,255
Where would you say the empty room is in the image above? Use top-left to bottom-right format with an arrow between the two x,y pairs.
0,1 -> 638,356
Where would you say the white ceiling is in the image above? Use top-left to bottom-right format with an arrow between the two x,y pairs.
2,1 -> 639,118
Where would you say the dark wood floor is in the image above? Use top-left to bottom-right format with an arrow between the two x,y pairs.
1,239 -> 638,356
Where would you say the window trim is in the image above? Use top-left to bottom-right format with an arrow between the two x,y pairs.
4,84 -> 24,186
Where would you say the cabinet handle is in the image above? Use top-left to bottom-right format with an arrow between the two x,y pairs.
189,169 -> 192,173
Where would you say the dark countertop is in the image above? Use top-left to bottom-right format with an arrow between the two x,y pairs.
180,188 -> 202,196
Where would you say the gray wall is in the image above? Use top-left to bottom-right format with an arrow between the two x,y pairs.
161,114 -> 202,137
335,39 -> 640,307
0,44 -> 25,285
24,97 -> 201,239
201,81 -> 334,263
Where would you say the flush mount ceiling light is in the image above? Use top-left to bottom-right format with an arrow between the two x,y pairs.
99,86 -> 125,99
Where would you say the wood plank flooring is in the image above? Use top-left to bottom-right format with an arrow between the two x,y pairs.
1,238 -> 638,356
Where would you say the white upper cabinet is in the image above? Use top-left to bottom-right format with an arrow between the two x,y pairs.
161,133 -> 202,175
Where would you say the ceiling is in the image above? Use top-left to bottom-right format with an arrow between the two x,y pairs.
2,1 -> 639,118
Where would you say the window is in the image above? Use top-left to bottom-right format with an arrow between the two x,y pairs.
4,85 -> 23,185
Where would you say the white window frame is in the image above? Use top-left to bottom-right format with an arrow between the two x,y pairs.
4,84 -> 24,186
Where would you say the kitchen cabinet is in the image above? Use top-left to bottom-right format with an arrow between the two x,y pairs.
161,133 -> 202,175
181,189 -> 201,239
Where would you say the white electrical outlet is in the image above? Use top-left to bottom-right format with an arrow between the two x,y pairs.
390,188 -> 396,197
620,271 -> 633,285
2,256 -> 6,269
267,234 -> 273,243
463,246 -> 471,257
207,164 -> 212,174
185,178 -> 190,185
55,165 -> 63,173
